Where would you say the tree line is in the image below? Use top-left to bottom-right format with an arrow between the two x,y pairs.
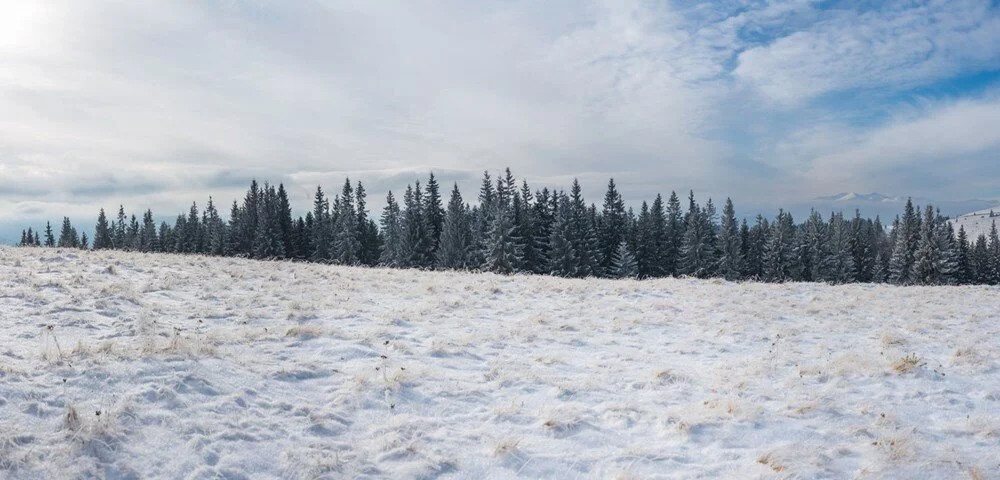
17,169 -> 1000,285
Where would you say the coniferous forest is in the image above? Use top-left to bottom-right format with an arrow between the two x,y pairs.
17,169 -> 1000,285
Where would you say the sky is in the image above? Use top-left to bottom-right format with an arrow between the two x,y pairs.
1,0 -> 999,241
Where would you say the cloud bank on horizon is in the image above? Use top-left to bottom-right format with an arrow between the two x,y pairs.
1,0 -> 998,234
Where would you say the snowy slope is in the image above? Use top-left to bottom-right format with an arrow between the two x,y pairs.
1,247 -> 999,479
950,208 -> 1000,241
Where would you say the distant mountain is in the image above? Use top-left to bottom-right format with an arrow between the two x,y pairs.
752,193 -> 1000,222
814,192 -> 900,203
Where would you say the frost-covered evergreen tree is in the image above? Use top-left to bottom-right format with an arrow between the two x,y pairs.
763,210 -> 795,282
798,210 -> 826,281
93,208 -> 112,250
515,181 -> 543,273
889,198 -> 919,284
113,206 -> 127,249
403,182 -> 434,268
140,209 -> 158,252
987,221 -> 1000,285
599,179 -> 627,276
424,174 -> 444,254
254,184 -> 285,259
663,192 -> 683,276
310,186 -> 331,261
481,201 -> 522,274
203,199 -> 224,255
43,221 -> 55,247
610,240 -> 638,278
955,226 -> 972,284
79,232 -> 89,250
57,217 -> 77,248
331,179 -> 360,265
379,190 -> 405,267
679,192 -> 716,278
823,212 -> 854,284
548,193 -> 578,277
717,198 -> 742,280
436,183 -> 471,269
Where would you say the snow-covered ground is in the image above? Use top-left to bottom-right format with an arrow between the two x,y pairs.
950,208 -> 1000,241
1,247 -> 999,479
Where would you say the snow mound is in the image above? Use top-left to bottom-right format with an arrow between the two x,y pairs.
1,247 -> 999,478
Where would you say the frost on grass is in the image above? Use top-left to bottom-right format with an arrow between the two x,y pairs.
0,246 -> 998,478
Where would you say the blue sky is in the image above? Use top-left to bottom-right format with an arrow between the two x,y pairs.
0,0 -> 998,240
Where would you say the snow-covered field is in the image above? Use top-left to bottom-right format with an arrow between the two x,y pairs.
1,247 -> 999,479
951,208 -> 1000,240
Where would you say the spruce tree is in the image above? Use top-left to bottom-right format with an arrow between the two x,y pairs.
599,179 -> 627,276
332,179 -> 360,265
436,183 -> 472,269
955,226 -> 972,284
988,221 -> 1000,285
763,210 -> 795,282
888,199 -> 918,284
80,232 -> 89,250
717,198 -> 742,280
310,186 -> 331,261
114,206 -> 127,249
424,173 -> 444,254
44,221 -> 55,247
276,184 -> 294,256
481,202 -> 521,274
610,240 -> 638,278
663,192 -> 683,276
379,190 -> 405,267
93,209 -> 112,250
548,193 -> 578,277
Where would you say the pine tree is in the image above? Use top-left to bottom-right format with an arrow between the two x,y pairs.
599,179 -> 627,276
955,226 -> 972,284
436,183 -> 471,269
158,222 -> 173,253
276,184 -> 294,256
470,171 -> 495,268
663,191 -> 683,276
634,201 -> 656,278
717,198 -> 742,280
763,210 -> 795,282
44,221 -> 55,247
203,199 -> 224,255
114,205 -> 127,249
610,240 -> 638,278
889,199 -> 918,284
356,182 -> 380,266
568,180 -> 599,277
481,202 -> 522,274
548,193 -> 578,277
225,200 -> 242,256
93,209 -> 112,250
403,182 -> 434,268
379,190 -> 405,267
424,173 -> 444,254
310,186 -> 331,261
530,188 -> 554,273
515,181 -> 542,273
679,192 -> 714,278
254,184 -> 285,259
988,221 -> 1000,285
80,232 -> 89,250
332,179 -> 360,265
823,212 -> 854,284
934,220 -> 958,284
127,214 -> 140,250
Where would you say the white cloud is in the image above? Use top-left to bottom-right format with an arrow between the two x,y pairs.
734,0 -> 1000,105
0,0 -> 997,238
